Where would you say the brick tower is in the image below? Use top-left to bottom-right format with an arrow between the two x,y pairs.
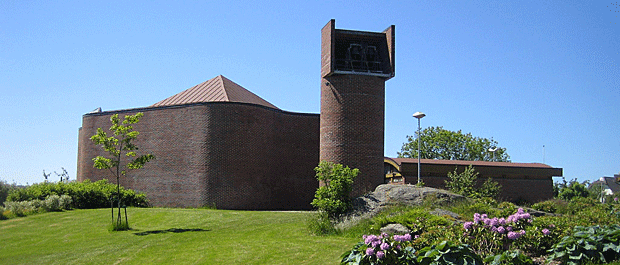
320,19 -> 395,196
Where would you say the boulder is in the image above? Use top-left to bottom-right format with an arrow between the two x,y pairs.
380,223 -> 411,235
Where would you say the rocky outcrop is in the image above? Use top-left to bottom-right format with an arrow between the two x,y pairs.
336,184 -> 467,229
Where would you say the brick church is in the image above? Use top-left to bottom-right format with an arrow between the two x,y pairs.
77,20 -> 561,209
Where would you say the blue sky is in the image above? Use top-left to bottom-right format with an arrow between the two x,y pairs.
1,1 -> 618,185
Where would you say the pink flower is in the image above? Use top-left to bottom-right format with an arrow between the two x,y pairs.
380,242 -> 390,250
366,248 -> 375,256
463,221 -> 474,230
542,228 -> 550,235
507,231 -> 520,240
376,251 -> 385,259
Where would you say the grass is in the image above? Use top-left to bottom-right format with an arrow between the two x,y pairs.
0,208 -> 359,264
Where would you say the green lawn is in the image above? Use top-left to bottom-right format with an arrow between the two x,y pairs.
0,208 -> 358,264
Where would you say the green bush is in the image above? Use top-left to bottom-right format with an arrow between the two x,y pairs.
484,250 -> 533,265
0,180 -> 18,205
4,200 -> 37,217
558,181 -> 590,201
307,211 -> 338,236
416,241 -> 483,265
3,194 -> 73,217
341,233 -> 417,265
445,165 -> 501,199
513,216 -> 562,256
311,161 -> 358,219
7,180 -> 148,209
449,200 -> 499,219
370,208 -> 450,236
548,225 -> 620,265
531,199 -> 559,213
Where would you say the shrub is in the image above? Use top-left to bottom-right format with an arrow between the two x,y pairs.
484,249 -> 533,265
531,199 -> 558,213
416,240 -> 483,265
461,208 -> 536,257
547,225 -> 620,265
558,180 -> 590,201
0,180 -> 18,205
307,211 -> 338,236
7,180 -> 148,209
42,195 -> 72,212
4,201 -> 37,217
341,233 -> 417,265
370,208 -> 450,236
311,161 -> 359,219
513,216 -> 562,256
445,165 -> 501,199
449,200 -> 500,220
0,206 -> 6,220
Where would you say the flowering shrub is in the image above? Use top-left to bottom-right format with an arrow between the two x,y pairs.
461,208 -> 535,256
513,216 -> 562,255
3,195 -> 73,217
340,233 -> 416,265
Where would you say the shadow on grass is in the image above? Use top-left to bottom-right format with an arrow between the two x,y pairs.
133,228 -> 210,236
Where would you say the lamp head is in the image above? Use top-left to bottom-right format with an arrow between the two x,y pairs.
412,112 -> 426,119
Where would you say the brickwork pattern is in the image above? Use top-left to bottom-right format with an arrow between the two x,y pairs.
320,74 -> 386,197
77,102 -> 319,209
404,176 -> 554,203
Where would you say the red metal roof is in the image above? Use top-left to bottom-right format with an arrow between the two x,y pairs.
388,157 -> 555,169
152,75 -> 279,109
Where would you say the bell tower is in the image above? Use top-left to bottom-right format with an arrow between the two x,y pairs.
320,19 -> 395,196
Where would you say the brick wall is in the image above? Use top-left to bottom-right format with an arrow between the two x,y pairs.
320,75 -> 386,197
77,102 -> 319,209
404,175 -> 554,203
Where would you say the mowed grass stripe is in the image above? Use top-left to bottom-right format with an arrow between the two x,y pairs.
0,208 -> 357,265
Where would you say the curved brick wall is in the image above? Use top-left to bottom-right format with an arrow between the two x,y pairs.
320,75 -> 386,196
77,102 -> 319,209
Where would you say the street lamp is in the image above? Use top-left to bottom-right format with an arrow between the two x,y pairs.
488,147 -> 497,161
412,112 -> 426,185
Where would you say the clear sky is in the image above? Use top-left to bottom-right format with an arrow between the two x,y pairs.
1,1 -> 618,185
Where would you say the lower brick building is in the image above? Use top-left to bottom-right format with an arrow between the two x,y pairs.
77,75 -> 320,209
384,158 -> 563,203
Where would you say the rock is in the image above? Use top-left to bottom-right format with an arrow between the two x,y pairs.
380,223 -> 411,235
337,184 -> 468,228
429,208 -> 461,220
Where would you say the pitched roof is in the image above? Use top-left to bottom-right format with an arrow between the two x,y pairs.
152,75 -> 279,109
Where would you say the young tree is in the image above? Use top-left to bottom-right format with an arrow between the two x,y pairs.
311,161 -> 359,219
90,112 -> 154,230
445,165 -> 501,199
398,126 -> 510,162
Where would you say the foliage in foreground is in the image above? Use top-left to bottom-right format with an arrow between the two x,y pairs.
341,233 -> 416,265
338,197 -> 620,265
6,179 -> 148,209
341,235 -> 484,265
547,225 -> 620,265
311,161 -> 359,218
2,194 -> 72,218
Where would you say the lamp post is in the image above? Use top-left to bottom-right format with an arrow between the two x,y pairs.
488,147 -> 497,161
412,112 -> 425,185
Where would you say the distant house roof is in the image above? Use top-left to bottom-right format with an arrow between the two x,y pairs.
592,177 -> 620,194
152,75 -> 279,109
